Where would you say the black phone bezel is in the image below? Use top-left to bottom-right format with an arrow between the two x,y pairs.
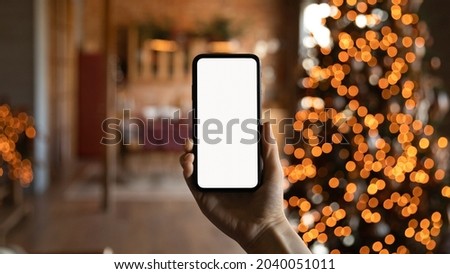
192,53 -> 262,191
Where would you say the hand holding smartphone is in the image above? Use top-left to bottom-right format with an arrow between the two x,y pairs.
192,53 -> 262,190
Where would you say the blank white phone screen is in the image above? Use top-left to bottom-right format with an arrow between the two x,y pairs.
196,57 -> 259,188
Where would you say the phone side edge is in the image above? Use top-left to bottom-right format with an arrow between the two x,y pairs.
191,53 -> 262,191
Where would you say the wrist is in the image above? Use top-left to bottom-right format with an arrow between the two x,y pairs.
242,217 -> 311,254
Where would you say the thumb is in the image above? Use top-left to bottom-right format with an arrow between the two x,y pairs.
262,122 -> 282,179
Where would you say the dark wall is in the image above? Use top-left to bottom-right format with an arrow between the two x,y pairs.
0,0 -> 34,111
420,0 -> 450,135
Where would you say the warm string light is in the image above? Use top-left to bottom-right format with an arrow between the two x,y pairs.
286,0 -> 449,254
0,104 -> 35,187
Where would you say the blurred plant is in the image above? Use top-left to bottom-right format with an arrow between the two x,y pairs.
0,104 -> 35,187
138,17 -> 174,41
198,16 -> 243,41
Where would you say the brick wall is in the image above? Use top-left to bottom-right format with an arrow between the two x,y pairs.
118,0 -> 282,51
83,0 -> 286,54
82,0 -> 300,110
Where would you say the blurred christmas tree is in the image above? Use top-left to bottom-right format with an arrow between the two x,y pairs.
284,0 -> 450,253
0,104 -> 35,187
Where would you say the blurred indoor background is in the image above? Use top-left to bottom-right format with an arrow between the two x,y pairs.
0,0 -> 449,253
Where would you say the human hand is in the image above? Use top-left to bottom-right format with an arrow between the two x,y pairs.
180,122 -> 311,253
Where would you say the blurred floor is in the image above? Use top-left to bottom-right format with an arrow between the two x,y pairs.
5,151 -> 244,254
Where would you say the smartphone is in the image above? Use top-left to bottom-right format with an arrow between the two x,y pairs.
192,53 -> 261,190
